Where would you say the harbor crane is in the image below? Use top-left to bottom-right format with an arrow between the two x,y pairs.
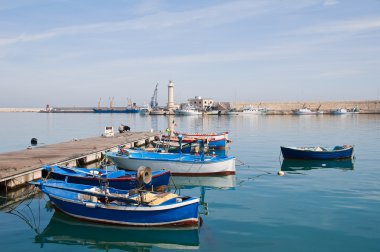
150,83 -> 159,109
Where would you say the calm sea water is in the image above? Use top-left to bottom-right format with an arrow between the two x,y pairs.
0,112 -> 380,251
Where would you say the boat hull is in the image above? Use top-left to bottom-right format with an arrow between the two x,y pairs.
38,182 -> 200,227
108,151 -> 236,175
281,146 -> 354,160
46,166 -> 170,190
174,110 -> 202,115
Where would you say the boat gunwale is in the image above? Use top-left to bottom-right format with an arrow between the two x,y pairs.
54,207 -> 199,227
280,146 -> 353,153
48,166 -> 171,181
44,187 -> 200,211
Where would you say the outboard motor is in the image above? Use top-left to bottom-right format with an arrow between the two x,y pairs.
178,134 -> 183,153
31,138 -> 38,146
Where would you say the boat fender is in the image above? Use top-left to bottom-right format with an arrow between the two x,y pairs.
277,171 -> 285,176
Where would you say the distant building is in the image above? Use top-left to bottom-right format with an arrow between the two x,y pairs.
188,96 -> 214,111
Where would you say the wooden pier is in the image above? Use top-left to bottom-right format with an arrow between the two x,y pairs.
0,131 -> 159,190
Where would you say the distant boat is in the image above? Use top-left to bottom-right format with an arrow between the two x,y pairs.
139,104 -> 151,115
149,108 -> 168,115
293,104 -> 323,115
280,145 -> 354,160
331,107 -> 359,115
43,165 -> 170,190
31,179 -> 200,227
36,211 -> 200,250
174,104 -> 202,116
292,108 -> 324,115
224,108 -> 239,115
107,148 -> 236,175
281,159 -> 354,172
241,105 -> 267,115
204,110 -> 221,115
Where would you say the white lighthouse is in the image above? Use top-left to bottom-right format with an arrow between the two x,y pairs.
167,80 -> 175,111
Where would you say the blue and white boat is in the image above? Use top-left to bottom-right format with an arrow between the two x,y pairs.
107,148 -> 236,176
31,179 -> 200,227
43,165 -> 171,190
281,145 -> 354,160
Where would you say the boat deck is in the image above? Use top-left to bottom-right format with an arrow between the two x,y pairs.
0,131 -> 159,189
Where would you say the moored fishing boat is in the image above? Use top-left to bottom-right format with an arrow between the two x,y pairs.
240,105 -> 267,115
280,145 -> 354,160
174,104 -> 202,115
163,131 -> 229,149
43,165 -> 170,190
292,108 -> 324,115
107,148 -> 236,175
292,104 -> 323,115
331,107 -> 359,115
31,179 -> 200,227
139,104 -> 151,115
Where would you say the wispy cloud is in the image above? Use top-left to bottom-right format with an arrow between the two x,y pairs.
300,17 -> 380,34
0,0 -> 317,48
323,0 -> 339,6
319,69 -> 362,77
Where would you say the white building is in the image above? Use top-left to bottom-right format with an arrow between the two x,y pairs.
187,96 -> 214,111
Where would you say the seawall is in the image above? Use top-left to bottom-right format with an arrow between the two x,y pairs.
0,108 -> 42,112
232,100 -> 380,114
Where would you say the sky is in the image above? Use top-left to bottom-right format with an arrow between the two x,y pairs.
1,0 -> 380,107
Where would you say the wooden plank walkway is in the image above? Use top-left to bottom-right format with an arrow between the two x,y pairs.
0,131 -> 159,188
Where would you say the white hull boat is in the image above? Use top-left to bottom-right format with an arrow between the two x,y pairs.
108,149 -> 236,176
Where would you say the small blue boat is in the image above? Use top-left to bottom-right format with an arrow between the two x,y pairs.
31,179 -> 200,227
281,145 -> 354,160
43,165 -> 170,190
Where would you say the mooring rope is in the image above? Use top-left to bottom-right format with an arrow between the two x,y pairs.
235,158 -> 273,186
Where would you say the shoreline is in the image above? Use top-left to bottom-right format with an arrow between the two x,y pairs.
1,99 -> 379,114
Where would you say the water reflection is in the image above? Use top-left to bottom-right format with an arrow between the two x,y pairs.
170,175 -> 236,190
281,159 -> 354,172
35,211 -> 200,251
170,175 -> 236,216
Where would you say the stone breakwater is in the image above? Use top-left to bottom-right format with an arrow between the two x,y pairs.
0,108 -> 42,112
233,100 -> 380,114
1,100 -> 379,114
